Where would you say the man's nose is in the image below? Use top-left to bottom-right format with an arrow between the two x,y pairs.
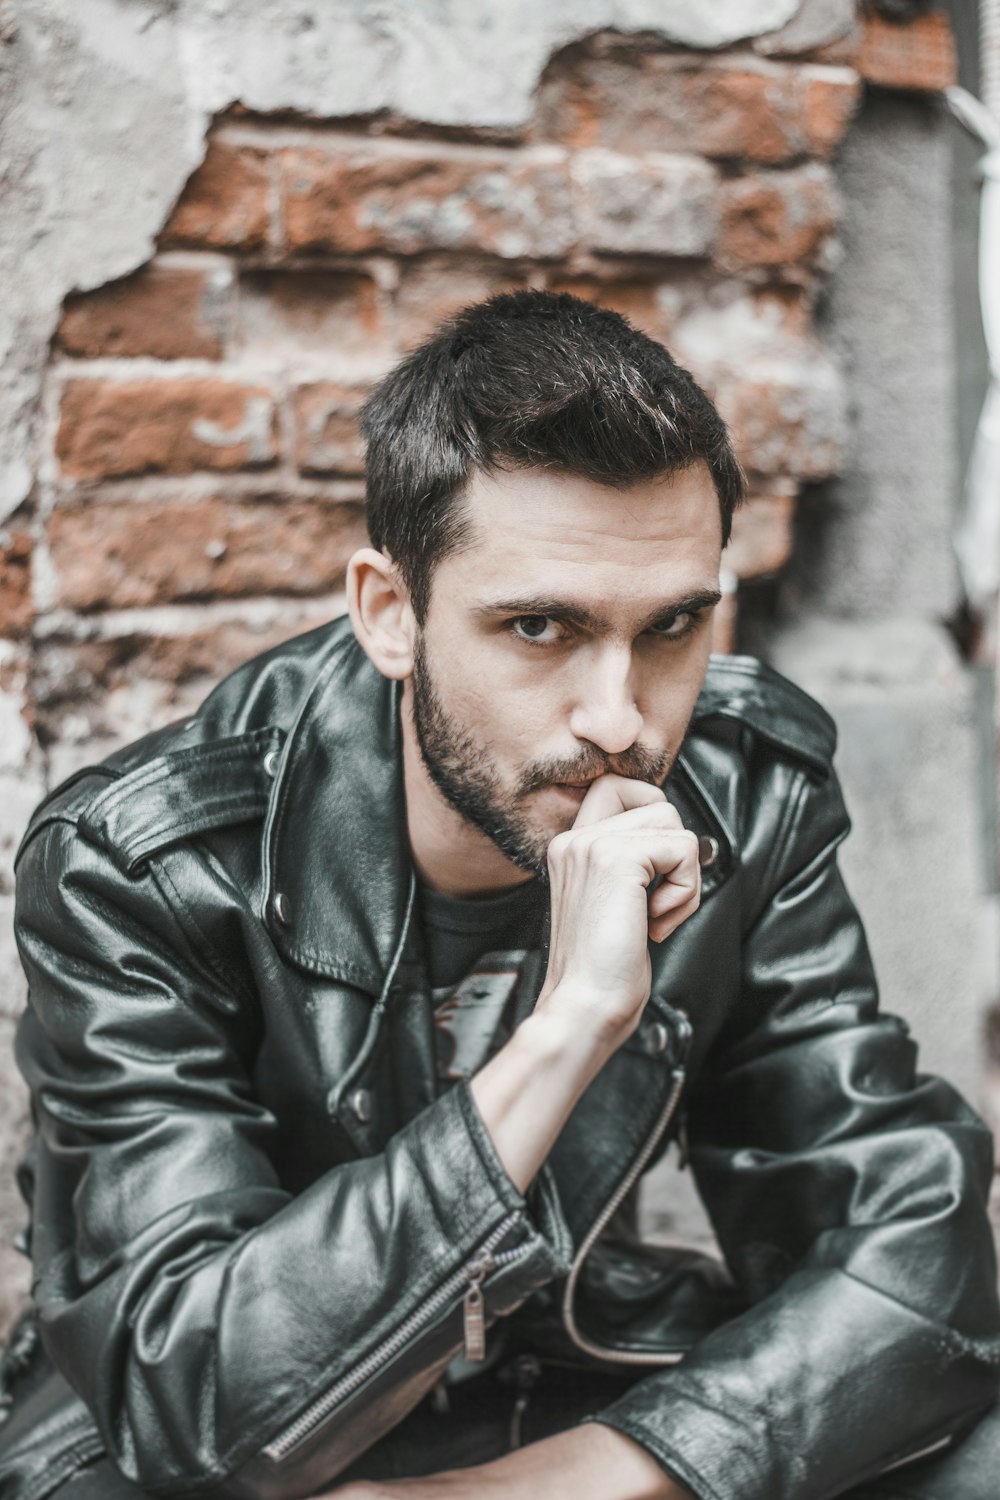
567,646 -> 643,755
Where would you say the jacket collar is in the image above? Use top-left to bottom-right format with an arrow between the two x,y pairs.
263,618 -> 733,990
263,618 -> 411,992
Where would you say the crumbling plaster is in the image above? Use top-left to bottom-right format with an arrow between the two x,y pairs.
0,0 -> 838,526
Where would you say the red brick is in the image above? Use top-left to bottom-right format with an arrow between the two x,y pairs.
724,487 -> 797,580
238,269 -> 391,363
57,379 -> 277,481
802,72 -> 862,157
394,258 -> 528,348
161,140 -> 272,250
0,530 -> 32,639
545,277 -> 679,345
57,264 -> 231,361
717,164 -> 838,270
48,495 -> 367,611
857,10 -> 957,93
807,34 -> 862,68
535,54 -> 860,163
293,384 -> 367,475
281,144 -> 575,259
715,367 -> 844,481
573,150 -> 718,257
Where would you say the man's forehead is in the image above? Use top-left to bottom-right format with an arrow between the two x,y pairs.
458,462 -> 721,536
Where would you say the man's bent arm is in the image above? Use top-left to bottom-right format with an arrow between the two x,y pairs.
580,762 -> 1000,1500
13,819 -> 572,1499
471,772 -> 701,1195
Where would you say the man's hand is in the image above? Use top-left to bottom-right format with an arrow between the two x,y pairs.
537,774 -> 700,1045
470,773 -> 699,1193
320,1422 -> 695,1499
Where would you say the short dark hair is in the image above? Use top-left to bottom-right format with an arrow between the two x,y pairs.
360,290 -> 745,621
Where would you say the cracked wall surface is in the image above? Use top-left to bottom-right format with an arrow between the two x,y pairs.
1,0 -> 992,1325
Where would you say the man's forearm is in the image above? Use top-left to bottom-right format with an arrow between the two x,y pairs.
328,1421 -> 695,1498
470,774 -> 700,1195
469,1001 -> 614,1193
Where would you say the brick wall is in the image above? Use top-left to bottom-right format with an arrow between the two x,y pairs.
31,42 -> 879,783
0,8 -> 960,1331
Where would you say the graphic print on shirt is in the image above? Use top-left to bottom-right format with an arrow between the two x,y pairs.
432,950 -> 526,1082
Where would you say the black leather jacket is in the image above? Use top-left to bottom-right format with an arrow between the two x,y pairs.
1,615 -> 997,1500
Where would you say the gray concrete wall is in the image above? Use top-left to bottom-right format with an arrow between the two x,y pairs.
772,85 -> 998,1110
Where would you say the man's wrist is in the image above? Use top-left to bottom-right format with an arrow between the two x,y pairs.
518,990 -> 622,1077
469,1000 -> 616,1193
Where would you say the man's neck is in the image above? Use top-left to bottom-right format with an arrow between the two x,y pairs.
400,694 -> 535,902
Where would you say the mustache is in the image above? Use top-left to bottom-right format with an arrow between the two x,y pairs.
517,743 -> 671,796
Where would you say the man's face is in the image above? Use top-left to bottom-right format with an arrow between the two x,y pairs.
406,464 -> 724,877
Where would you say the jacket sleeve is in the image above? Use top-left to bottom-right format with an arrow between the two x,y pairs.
12,819 -> 571,1499
590,761 -> 1000,1500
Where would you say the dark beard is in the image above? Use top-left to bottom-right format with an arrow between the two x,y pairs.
410,633 -> 672,878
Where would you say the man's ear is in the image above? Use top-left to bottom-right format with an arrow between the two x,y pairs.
346,548 -> 416,681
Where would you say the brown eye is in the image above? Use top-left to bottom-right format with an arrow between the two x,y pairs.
512,616 -> 558,643
650,612 -> 695,639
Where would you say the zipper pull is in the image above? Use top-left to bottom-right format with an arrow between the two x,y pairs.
463,1251 -> 494,1361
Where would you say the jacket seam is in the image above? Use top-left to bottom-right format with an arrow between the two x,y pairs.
145,853 -> 258,1012
740,767 -> 810,937
262,637 -> 354,916
264,940 -> 382,991
124,795 -> 270,870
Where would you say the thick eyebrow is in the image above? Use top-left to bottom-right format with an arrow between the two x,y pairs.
472,588 -> 723,632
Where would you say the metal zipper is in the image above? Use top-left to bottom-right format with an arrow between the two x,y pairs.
263,1210 -> 529,1462
562,1014 -> 692,1366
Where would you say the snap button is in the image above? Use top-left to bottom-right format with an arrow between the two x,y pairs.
263,749 -> 280,778
273,892 -> 292,925
350,1088 -> 373,1123
646,1021 -> 671,1056
698,835 -> 720,869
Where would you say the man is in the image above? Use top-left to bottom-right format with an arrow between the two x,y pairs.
0,291 -> 997,1500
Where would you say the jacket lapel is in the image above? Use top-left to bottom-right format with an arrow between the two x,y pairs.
263,619 -> 412,993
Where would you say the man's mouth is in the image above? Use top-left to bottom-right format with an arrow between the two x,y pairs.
550,781 -> 591,802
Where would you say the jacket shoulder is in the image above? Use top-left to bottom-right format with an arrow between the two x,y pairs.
690,653 -> 837,777
16,617 -> 354,874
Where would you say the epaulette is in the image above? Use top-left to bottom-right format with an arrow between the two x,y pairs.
691,654 -> 837,778
16,726 -> 283,875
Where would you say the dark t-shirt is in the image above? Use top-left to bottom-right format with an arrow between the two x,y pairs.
417,876 -> 548,1085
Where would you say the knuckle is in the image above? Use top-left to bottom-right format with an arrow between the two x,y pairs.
548,829 -> 573,861
589,836 -> 619,869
